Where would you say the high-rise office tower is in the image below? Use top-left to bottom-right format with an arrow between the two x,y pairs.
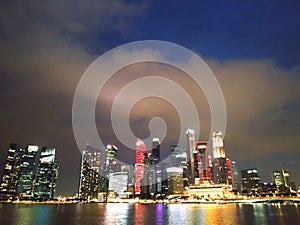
0,143 -> 24,200
17,145 -> 40,199
102,144 -> 120,192
241,168 -> 262,194
226,158 -> 232,185
212,131 -> 225,158
135,139 -> 146,195
212,131 -> 228,184
166,167 -> 184,195
186,129 -> 196,185
78,144 -> 101,200
230,160 -> 240,191
196,141 -> 211,183
170,145 -> 187,167
152,138 -> 161,195
34,147 -> 58,200
272,169 -> 290,188
140,152 -> 152,198
152,138 -> 160,164
108,171 -> 128,198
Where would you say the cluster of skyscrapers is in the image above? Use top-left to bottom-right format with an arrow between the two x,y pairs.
78,129 -> 298,201
77,130 -> 229,201
0,143 -> 58,201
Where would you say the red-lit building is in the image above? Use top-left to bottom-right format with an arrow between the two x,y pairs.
135,139 -> 146,195
196,141 -> 211,183
226,158 -> 232,185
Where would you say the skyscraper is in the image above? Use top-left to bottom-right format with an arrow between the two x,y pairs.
186,129 -> 196,184
17,145 -> 40,199
212,131 -> 228,184
230,160 -> 240,191
33,147 -> 58,200
1,143 -> 59,201
135,139 -> 146,195
150,138 -> 162,195
78,144 -> 101,201
212,131 -> 225,158
152,138 -> 160,164
241,168 -> 262,194
0,143 -> 24,200
195,141 -> 211,183
102,144 -> 120,193
272,169 -> 290,190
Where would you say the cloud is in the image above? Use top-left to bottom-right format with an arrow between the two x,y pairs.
0,1 -> 300,193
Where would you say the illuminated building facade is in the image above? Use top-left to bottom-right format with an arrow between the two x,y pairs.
78,144 -> 101,201
241,168 -> 262,194
108,172 -> 128,198
151,138 -> 161,195
152,138 -> 160,164
166,167 -> 184,195
17,145 -> 40,199
34,147 -> 58,200
169,145 -> 188,187
140,152 -> 152,198
135,139 -> 146,195
102,144 -> 120,192
230,160 -> 240,191
226,158 -> 232,185
272,169 -> 290,192
0,143 -> 24,200
186,129 -> 196,184
195,141 -> 211,183
170,145 -> 187,167
212,131 -> 228,184
272,170 -> 283,187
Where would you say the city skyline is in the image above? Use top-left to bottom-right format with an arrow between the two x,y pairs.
0,1 -> 300,196
0,130 -> 298,198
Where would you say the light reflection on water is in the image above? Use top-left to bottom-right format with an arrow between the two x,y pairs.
0,203 -> 300,225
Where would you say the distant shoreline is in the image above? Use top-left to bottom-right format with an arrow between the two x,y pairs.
1,197 -> 300,205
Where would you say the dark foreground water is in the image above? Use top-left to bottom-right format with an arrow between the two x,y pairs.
0,203 -> 300,225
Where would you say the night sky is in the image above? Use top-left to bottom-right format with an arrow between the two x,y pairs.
0,1 -> 300,196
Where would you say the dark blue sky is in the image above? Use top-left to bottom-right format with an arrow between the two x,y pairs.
0,1 -> 299,195
83,1 -> 300,68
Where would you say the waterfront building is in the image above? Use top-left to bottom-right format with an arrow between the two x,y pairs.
135,139 -> 146,195
186,129 -> 196,185
0,143 -> 24,200
261,182 -> 277,195
195,141 -> 211,183
272,169 -> 291,194
186,181 -> 234,199
78,144 -> 101,201
166,167 -> 184,195
108,172 -> 128,199
241,168 -> 262,195
33,147 -> 58,200
230,160 -> 240,191
290,180 -> 297,192
140,152 -> 152,198
17,145 -> 40,199
272,169 -> 290,187
102,144 -> 121,193
212,131 -> 228,184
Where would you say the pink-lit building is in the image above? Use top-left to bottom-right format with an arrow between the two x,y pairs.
135,139 -> 146,195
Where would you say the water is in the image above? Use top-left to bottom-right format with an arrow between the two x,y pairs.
0,203 -> 300,225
